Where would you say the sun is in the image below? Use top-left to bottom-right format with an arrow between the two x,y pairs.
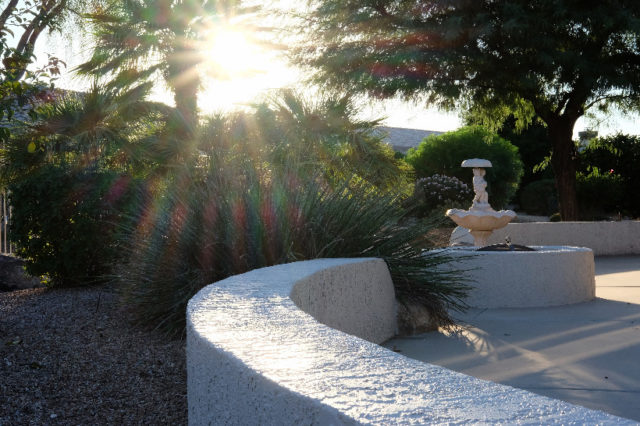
203,28 -> 263,80
198,27 -> 299,113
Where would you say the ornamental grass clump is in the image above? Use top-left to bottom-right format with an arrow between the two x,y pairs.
115,164 -> 470,338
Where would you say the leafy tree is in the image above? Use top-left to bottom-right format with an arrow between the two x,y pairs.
77,0 -> 256,135
1,0 -> 92,145
293,0 -> 640,220
1,0 -> 79,82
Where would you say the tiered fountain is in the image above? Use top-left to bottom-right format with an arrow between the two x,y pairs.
440,159 -> 596,308
446,159 -> 516,247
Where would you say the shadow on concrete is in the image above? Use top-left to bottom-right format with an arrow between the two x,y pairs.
386,257 -> 640,421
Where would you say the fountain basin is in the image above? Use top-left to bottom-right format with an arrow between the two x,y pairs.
446,208 -> 516,231
446,208 -> 517,247
444,246 -> 595,308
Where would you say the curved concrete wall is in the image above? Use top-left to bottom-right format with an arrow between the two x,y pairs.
447,246 -> 595,308
487,221 -> 640,255
187,258 -> 631,425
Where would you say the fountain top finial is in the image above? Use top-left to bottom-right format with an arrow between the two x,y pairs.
461,158 -> 492,168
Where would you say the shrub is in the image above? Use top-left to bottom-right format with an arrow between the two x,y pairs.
579,134 -> 640,217
8,164 -> 141,287
405,126 -> 523,209
519,179 -> 558,216
576,167 -> 625,220
413,174 -> 473,217
115,166 -> 470,337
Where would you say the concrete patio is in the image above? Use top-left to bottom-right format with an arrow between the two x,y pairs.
385,255 -> 640,421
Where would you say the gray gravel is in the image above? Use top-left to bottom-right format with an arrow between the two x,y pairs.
0,286 -> 187,425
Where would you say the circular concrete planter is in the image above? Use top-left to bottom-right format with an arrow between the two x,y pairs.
446,246 -> 595,308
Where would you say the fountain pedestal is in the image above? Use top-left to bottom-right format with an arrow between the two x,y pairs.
469,230 -> 492,248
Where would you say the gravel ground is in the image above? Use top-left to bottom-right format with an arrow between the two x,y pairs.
0,286 -> 187,425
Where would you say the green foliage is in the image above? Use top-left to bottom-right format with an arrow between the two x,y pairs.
116,163 -> 469,338
579,134 -> 640,217
0,84 -> 166,287
8,164 -> 141,287
412,174 -> 473,218
405,126 -> 523,209
1,0 -> 84,142
475,115 -> 554,189
519,179 -> 557,216
0,84 -> 185,187
195,90 -> 413,193
576,168 -> 625,220
2,82 -> 467,336
293,0 -> 640,220
294,0 -> 640,116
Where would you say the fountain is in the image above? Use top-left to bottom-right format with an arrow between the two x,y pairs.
439,159 -> 596,308
446,159 -> 516,247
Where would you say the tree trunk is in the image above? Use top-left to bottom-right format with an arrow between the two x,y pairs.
0,0 -> 20,33
167,43 -> 199,136
548,118 -> 579,221
173,79 -> 199,136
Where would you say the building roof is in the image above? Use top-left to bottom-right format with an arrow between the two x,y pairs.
375,126 -> 442,153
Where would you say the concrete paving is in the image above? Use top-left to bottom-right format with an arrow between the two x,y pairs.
385,255 -> 640,421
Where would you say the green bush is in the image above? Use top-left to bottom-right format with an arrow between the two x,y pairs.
579,134 -> 640,217
576,167 -> 625,220
9,164 -> 141,287
412,174 -> 473,217
405,126 -> 523,209
115,166 -> 470,337
519,179 -> 558,216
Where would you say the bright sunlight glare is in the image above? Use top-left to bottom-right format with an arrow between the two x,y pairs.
204,29 -> 261,80
197,27 -> 299,113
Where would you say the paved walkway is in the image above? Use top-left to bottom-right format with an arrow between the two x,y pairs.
385,255 -> 640,421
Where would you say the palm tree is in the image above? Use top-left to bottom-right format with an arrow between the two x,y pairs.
76,0 -> 252,135
0,82 -> 166,184
197,90 -> 413,193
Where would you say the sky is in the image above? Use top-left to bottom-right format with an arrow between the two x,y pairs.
34,8 -> 640,139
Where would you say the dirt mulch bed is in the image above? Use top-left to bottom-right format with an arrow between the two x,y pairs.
0,286 -> 186,425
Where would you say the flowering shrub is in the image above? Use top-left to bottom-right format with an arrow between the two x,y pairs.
413,174 -> 473,216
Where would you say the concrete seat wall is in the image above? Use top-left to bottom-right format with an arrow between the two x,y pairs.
488,221 -> 640,255
187,258 -> 630,425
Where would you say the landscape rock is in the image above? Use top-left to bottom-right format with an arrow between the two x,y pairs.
396,301 -> 439,335
0,255 -> 43,292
